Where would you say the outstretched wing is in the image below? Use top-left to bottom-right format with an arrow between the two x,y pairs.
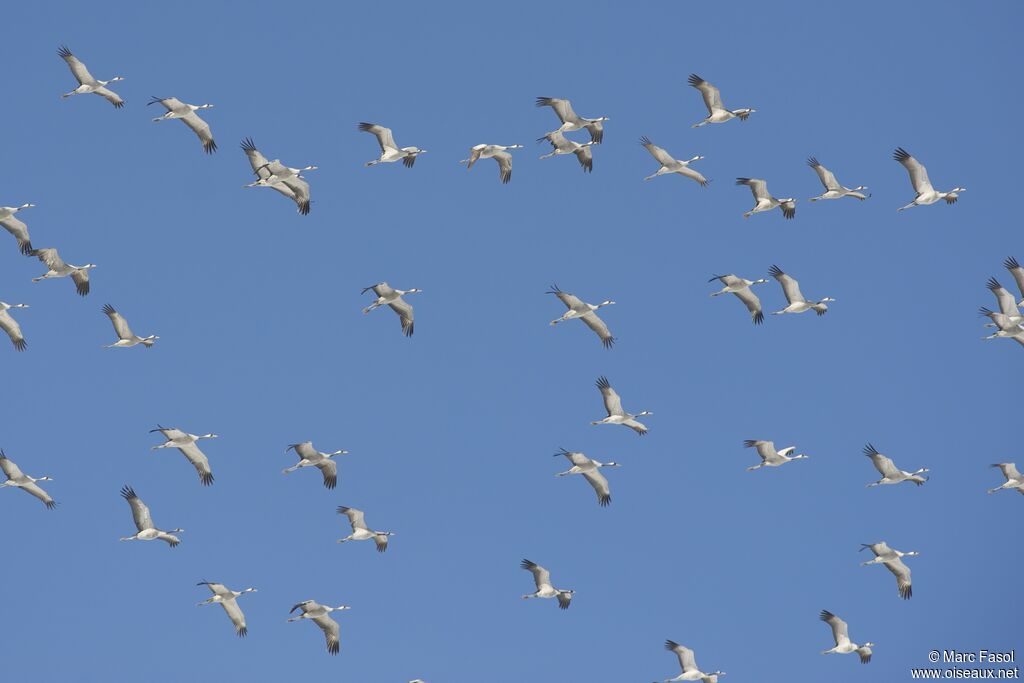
574,146 -> 593,173
240,138 -> 271,175
358,122 -> 398,153
732,288 -> 763,324
121,486 -> 153,531
769,265 -> 806,304
0,309 -> 26,351
640,136 -> 676,167
596,376 -> 623,415
388,298 -> 414,337
281,176 -> 311,215
32,248 -> 66,270
666,640 -> 699,674
736,177 -> 769,201
883,558 -> 912,599
0,452 -> 25,480
181,111 -> 217,154
93,86 -> 124,109
579,311 -> 613,348
581,469 -> 611,507
807,157 -> 841,190
520,559 -> 551,589
317,459 -> 338,489
688,74 -> 723,113
337,506 -> 368,531
863,443 -> 899,477
820,610 -> 851,647
58,46 -> 96,85
1003,257 -> 1024,302
103,304 -> 134,340
744,439 -> 777,462
546,284 -> 584,311
535,97 -> 578,124
493,151 -> 513,184
220,599 -> 248,636
0,216 -> 33,254
893,148 -> 934,195
312,615 -> 341,655
178,442 -> 214,486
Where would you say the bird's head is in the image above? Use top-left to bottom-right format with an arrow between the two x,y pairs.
333,605 -> 352,612
853,185 -> 869,191
597,116 -> 610,122
793,453 -> 810,460
951,187 -> 967,194
820,297 -> 836,303
406,288 -> 423,294
37,476 -> 54,481
202,433 -> 219,439
752,278 -> 769,285
243,587 -> 258,593
83,264 -> 98,270
604,461 -> 622,468
170,528 -> 185,533
508,144 -> 524,149
598,300 -> 616,307
109,76 -> 125,82
11,303 -> 29,309
199,103 -> 215,109
19,203 -> 35,210
862,642 -> 876,648
905,551 -> 920,557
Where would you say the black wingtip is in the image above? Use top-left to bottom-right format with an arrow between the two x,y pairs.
900,585 -> 912,600
357,122 -> 376,132
324,477 -> 337,490
893,147 -> 911,162
602,337 -> 616,349
735,177 -> 750,185
753,311 -> 764,325
598,494 -> 611,507
237,627 -> 248,637
768,265 -> 784,278
687,74 -> 703,87
987,277 -> 1002,291
1005,256 -> 1021,270
102,304 -> 116,315
639,136 -> 652,147
327,641 -> 340,655
863,443 -> 879,457
297,201 -> 311,216
240,137 -> 257,152
520,558 -> 535,569
19,241 -> 33,255
819,609 -> 834,621
57,45 -> 72,59
200,472 -> 214,486
204,139 -> 218,155
45,500 -> 58,510
595,376 -> 610,389
120,485 -> 136,500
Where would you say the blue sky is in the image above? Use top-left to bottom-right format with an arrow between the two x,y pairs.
1,1 -> 1020,681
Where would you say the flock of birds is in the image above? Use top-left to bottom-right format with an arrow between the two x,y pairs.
0,43 -> 1013,680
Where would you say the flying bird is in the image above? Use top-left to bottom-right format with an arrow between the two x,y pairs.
57,45 -> 124,108
102,304 -> 158,348
119,486 -> 182,547
687,74 -> 755,127
0,203 -> 35,254
362,283 -> 419,337
547,284 -> 615,348
640,137 -> 707,186
149,96 -> 217,154
708,274 -> 767,325
283,441 -> 349,490
893,147 -> 965,211
0,301 -> 29,351
150,426 -> 218,486
553,448 -> 620,507
0,450 -> 55,509
241,138 -> 312,215
736,178 -> 795,219
743,439 -> 809,471
769,265 -> 834,315
535,97 -> 608,143
988,463 -> 1024,495
592,376 -> 651,436
30,247 -> 94,296
359,123 -> 426,167
336,506 -> 394,552
520,559 -> 574,609
979,307 -> 1024,345
657,640 -> 726,682
197,581 -> 257,637
460,144 -> 522,184
860,542 -> 917,599
985,278 -> 1023,325
820,610 -> 873,663
287,600 -> 350,655
538,131 -> 593,172
863,443 -> 929,487
806,157 -> 869,201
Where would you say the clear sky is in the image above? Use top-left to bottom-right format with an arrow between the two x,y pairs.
1,1 -> 1020,681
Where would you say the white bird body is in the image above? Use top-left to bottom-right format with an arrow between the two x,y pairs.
362,282 -> 419,337
283,441 -> 349,489
743,440 -> 809,471
688,74 -> 754,127
197,581 -> 256,637
0,203 -> 35,254
985,278 -> 1024,326
807,157 -> 869,201
0,301 -> 29,351
58,46 -> 124,108
860,542 -> 917,599
554,448 -> 619,507
988,463 -> 1024,495
547,284 -> 615,348
708,274 -> 767,325
119,486 -> 182,547
520,559 -> 574,609
287,600 -> 350,655
893,147 -> 965,211
538,131 -> 594,172
149,97 -> 217,154
592,376 -> 651,435
1003,257 -> 1024,308
336,506 -> 394,552
640,137 -> 707,186
736,178 -> 795,219
30,248 -> 94,296
863,443 -> 929,487
460,144 -> 522,184
659,640 -> 726,682
0,450 -> 55,509
359,123 -> 426,167
769,265 -> 834,315
150,426 -> 217,486
820,610 -> 873,663
535,97 -> 608,143
103,304 -> 158,348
